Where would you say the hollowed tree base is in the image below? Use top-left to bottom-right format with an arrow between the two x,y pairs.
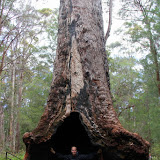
23,112 -> 149,160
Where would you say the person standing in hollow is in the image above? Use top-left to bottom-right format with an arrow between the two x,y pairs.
50,146 -> 102,160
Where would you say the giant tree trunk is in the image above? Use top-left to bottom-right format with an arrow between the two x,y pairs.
23,0 -> 149,160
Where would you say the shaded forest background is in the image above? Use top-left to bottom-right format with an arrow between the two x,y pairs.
0,0 -> 159,159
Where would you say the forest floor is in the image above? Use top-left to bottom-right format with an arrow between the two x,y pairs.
0,151 -> 24,160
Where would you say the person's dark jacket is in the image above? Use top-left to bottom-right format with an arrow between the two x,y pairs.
55,152 -> 97,160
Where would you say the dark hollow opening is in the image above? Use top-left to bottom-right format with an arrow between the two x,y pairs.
29,112 -> 99,160
50,112 -> 98,154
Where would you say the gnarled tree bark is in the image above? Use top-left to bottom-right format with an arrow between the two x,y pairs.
23,0 -> 149,160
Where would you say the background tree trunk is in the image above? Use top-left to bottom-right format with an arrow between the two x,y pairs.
16,55 -> 24,153
23,0 -> 149,160
0,103 -> 5,152
9,54 -> 16,152
134,0 -> 160,96
104,0 -> 113,45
